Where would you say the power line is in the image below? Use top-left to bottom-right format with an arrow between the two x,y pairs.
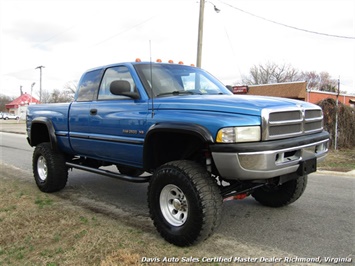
93,15 -> 159,47
220,1 -> 355,40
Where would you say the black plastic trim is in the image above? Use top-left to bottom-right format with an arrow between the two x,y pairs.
30,117 -> 58,150
145,123 -> 214,143
69,133 -> 144,144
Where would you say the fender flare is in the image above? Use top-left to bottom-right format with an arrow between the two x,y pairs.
143,122 -> 214,169
29,117 -> 58,150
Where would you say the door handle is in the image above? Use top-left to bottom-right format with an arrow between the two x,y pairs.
90,108 -> 97,115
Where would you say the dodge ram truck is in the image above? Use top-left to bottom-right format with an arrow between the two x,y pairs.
26,60 -> 329,246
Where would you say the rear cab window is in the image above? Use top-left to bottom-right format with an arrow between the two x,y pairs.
76,69 -> 103,102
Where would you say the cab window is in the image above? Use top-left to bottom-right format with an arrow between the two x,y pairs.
98,66 -> 139,100
76,69 -> 102,102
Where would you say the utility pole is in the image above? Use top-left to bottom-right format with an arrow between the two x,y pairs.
30,82 -> 36,104
35,66 -> 45,102
196,1 -> 220,68
196,0 -> 205,68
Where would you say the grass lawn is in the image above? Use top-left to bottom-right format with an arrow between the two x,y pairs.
318,148 -> 355,172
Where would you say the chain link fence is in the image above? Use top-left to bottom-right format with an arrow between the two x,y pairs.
318,98 -> 355,149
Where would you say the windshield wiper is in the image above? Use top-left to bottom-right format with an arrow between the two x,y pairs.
156,91 -> 195,97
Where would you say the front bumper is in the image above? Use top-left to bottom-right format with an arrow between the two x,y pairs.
210,131 -> 329,180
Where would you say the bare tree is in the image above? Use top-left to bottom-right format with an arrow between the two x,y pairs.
300,71 -> 338,92
48,89 -> 74,103
62,80 -> 77,102
242,62 -> 300,85
39,90 -> 52,104
64,80 -> 77,95
0,94 -> 15,112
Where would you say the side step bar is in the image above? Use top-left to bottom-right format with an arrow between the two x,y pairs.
66,162 -> 151,183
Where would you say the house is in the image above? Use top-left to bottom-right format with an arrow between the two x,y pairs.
5,93 -> 40,119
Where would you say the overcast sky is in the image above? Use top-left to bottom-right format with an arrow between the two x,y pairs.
1,0 -> 354,98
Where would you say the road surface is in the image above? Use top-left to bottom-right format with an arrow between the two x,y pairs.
0,131 -> 354,263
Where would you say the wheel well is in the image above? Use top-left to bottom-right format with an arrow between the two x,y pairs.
144,132 -> 206,171
30,123 -> 50,146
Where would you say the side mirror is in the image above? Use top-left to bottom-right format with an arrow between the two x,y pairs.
110,80 -> 139,99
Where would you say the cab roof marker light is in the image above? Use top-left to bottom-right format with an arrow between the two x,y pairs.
134,58 -> 192,65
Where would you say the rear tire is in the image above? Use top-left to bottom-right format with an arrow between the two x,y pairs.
252,175 -> 308,207
33,142 -> 68,192
148,160 -> 222,246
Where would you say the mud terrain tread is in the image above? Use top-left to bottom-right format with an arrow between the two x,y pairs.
148,160 -> 222,246
33,142 -> 68,192
252,175 -> 308,207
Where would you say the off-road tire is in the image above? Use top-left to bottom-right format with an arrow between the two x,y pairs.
147,160 -> 222,247
252,175 -> 308,207
33,142 -> 68,192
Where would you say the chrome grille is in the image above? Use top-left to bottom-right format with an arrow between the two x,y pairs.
262,107 -> 324,140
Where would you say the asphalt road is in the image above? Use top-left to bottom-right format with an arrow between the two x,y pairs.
0,131 -> 354,263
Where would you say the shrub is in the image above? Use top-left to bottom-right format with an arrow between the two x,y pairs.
317,98 -> 355,149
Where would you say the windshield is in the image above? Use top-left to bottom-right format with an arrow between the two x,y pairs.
134,63 -> 232,98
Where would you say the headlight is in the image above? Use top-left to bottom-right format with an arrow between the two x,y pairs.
216,126 -> 261,143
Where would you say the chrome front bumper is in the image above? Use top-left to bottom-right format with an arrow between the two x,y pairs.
211,132 -> 329,180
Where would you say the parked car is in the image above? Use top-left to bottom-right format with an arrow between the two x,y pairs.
2,113 -> 19,120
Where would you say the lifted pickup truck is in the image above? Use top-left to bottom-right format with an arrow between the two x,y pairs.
26,61 -> 329,246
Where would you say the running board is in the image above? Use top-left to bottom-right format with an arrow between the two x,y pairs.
66,162 -> 150,183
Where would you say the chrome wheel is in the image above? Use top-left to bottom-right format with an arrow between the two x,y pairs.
148,160 -> 223,246
37,155 -> 48,182
159,184 -> 188,226
32,143 -> 68,192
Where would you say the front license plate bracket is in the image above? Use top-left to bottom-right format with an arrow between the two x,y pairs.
297,158 -> 317,176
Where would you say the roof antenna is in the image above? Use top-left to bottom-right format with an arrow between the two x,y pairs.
149,40 -> 155,118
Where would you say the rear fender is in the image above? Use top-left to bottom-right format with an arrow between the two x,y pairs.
28,117 -> 58,150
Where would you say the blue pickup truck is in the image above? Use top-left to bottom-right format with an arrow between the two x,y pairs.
26,61 -> 329,246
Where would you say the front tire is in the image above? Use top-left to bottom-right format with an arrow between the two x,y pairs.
148,160 -> 222,247
33,142 -> 68,193
252,175 -> 308,207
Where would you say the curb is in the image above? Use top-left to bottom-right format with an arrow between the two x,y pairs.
315,170 -> 355,177
0,130 -> 26,135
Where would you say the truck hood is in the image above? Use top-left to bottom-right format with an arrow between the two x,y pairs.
152,95 -> 315,116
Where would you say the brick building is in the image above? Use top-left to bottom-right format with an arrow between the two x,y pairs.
307,90 -> 355,108
232,81 -> 355,108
